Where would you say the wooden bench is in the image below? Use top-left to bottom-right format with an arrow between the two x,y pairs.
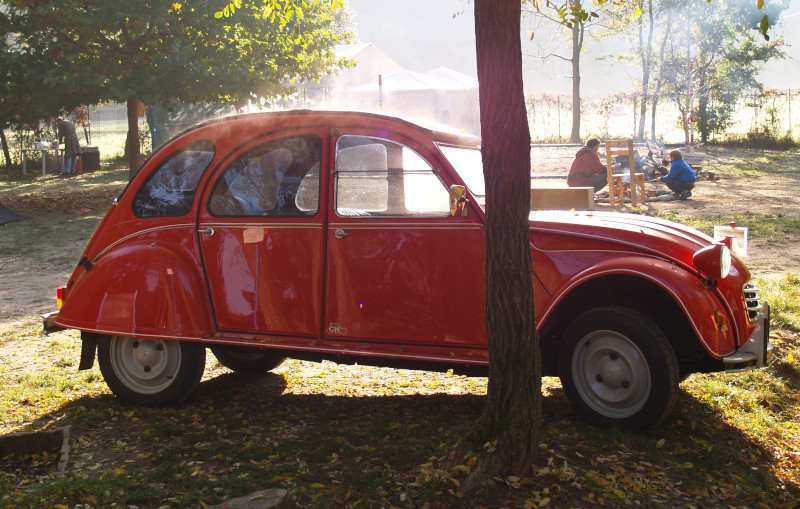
530,187 -> 594,211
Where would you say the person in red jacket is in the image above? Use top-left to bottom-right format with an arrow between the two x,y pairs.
567,138 -> 612,192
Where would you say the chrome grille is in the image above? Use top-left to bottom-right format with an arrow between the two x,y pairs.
742,283 -> 761,322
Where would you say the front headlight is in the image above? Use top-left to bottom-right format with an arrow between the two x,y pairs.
693,243 -> 731,280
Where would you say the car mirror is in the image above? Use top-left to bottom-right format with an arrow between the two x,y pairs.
449,185 -> 469,217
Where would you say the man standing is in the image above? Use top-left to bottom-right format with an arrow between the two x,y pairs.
660,150 -> 696,200
567,138 -> 610,192
56,116 -> 81,176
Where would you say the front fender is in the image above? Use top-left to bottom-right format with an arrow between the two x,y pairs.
56,240 -> 212,339
540,256 -> 737,358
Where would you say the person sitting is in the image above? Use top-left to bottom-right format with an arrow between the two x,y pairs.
567,138 -> 612,192
660,150 -> 697,200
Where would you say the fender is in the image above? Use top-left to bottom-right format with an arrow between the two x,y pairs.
56,240 -> 213,340
539,255 -> 737,358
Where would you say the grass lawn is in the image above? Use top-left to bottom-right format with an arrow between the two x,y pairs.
0,150 -> 798,508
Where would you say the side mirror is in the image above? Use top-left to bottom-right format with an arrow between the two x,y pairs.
449,185 -> 469,217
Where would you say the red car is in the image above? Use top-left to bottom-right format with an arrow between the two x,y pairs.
47,111 -> 771,429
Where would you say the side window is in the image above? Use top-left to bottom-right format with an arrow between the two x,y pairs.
132,140 -> 215,217
209,135 -> 322,217
335,135 -> 449,217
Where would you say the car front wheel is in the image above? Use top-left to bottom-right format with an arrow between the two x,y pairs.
97,335 -> 206,406
558,306 -> 679,429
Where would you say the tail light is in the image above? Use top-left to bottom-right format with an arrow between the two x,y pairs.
57,287 -> 65,308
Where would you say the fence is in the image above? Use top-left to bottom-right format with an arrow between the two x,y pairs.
3,90 -> 797,170
526,89 -> 799,144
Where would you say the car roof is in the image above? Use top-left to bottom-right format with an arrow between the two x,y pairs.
160,109 -> 481,150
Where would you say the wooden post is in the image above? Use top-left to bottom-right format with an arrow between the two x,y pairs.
605,139 -> 644,206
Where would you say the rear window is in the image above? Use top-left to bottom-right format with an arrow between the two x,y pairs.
133,140 -> 215,217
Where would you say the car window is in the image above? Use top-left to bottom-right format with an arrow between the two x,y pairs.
132,139 -> 215,217
209,134 -> 322,217
335,135 -> 449,217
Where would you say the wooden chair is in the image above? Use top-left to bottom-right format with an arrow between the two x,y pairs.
605,139 -> 645,206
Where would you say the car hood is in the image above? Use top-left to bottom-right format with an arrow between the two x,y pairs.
528,210 -> 744,276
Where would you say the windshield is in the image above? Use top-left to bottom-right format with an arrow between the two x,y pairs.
437,144 -> 486,208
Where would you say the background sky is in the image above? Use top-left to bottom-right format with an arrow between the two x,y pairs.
346,0 -> 800,98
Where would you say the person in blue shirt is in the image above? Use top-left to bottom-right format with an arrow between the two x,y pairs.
660,149 -> 696,199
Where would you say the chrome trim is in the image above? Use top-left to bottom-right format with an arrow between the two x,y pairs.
724,301 -> 771,372
742,282 -> 762,322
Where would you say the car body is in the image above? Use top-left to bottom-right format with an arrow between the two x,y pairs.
47,110 -> 771,429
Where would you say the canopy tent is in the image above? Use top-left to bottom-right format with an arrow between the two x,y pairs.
332,68 -> 480,135
0,201 -> 23,225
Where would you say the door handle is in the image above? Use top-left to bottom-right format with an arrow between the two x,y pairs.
334,228 -> 349,239
198,227 -> 215,237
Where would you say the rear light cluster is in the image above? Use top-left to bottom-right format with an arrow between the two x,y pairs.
742,283 -> 761,322
57,287 -> 65,308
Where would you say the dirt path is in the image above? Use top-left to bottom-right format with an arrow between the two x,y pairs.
538,145 -> 800,278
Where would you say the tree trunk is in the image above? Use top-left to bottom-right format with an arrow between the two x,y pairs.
651,19 -> 671,142
458,0 -> 540,488
635,0 -> 655,140
570,18 -> 583,143
126,95 -> 141,180
697,72 -> 709,143
0,128 -> 11,167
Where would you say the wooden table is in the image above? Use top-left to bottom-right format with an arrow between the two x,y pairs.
22,148 -> 63,176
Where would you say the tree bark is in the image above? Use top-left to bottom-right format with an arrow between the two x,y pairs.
0,128 -> 11,167
570,16 -> 583,143
697,71 -> 709,143
126,95 -> 141,181
636,0 -> 654,140
458,0 -> 540,488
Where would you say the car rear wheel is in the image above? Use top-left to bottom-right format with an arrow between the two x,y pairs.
558,306 -> 679,429
97,335 -> 205,406
210,346 -> 286,374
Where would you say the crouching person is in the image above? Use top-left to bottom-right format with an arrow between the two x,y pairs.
660,150 -> 697,200
567,138 -> 611,192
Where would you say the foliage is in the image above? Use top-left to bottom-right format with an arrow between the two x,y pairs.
8,0 -> 350,109
2,0 -> 351,173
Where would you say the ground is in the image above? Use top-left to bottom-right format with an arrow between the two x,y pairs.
1,145 -> 798,383
0,146 -> 798,507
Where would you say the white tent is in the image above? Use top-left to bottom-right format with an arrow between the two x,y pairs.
332,68 -> 480,135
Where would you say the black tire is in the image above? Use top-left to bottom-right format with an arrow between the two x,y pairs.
97,335 -> 206,406
558,306 -> 679,429
210,346 -> 286,374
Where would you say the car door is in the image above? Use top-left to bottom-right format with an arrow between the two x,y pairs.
323,131 -> 487,349
198,129 -> 327,337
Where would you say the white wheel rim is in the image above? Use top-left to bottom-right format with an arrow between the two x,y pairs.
571,330 -> 651,418
109,336 -> 181,394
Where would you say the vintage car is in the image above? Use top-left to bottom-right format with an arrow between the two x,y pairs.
46,110 -> 771,429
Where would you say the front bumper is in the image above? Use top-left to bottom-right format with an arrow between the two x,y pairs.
723,301 -> 772,372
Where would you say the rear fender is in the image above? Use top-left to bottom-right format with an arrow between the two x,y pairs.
56,240 -> 213,339
541,256 -> 737,358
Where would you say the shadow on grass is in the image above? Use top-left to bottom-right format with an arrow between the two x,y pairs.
4,367 -> 799,509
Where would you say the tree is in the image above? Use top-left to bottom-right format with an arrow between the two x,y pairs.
603,0 -> 785,143
6,0 -> 350,177
691,0 -> 787,142
524,0 -> 605,143
455,0 -> 540,487
600,0 -> 671,141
